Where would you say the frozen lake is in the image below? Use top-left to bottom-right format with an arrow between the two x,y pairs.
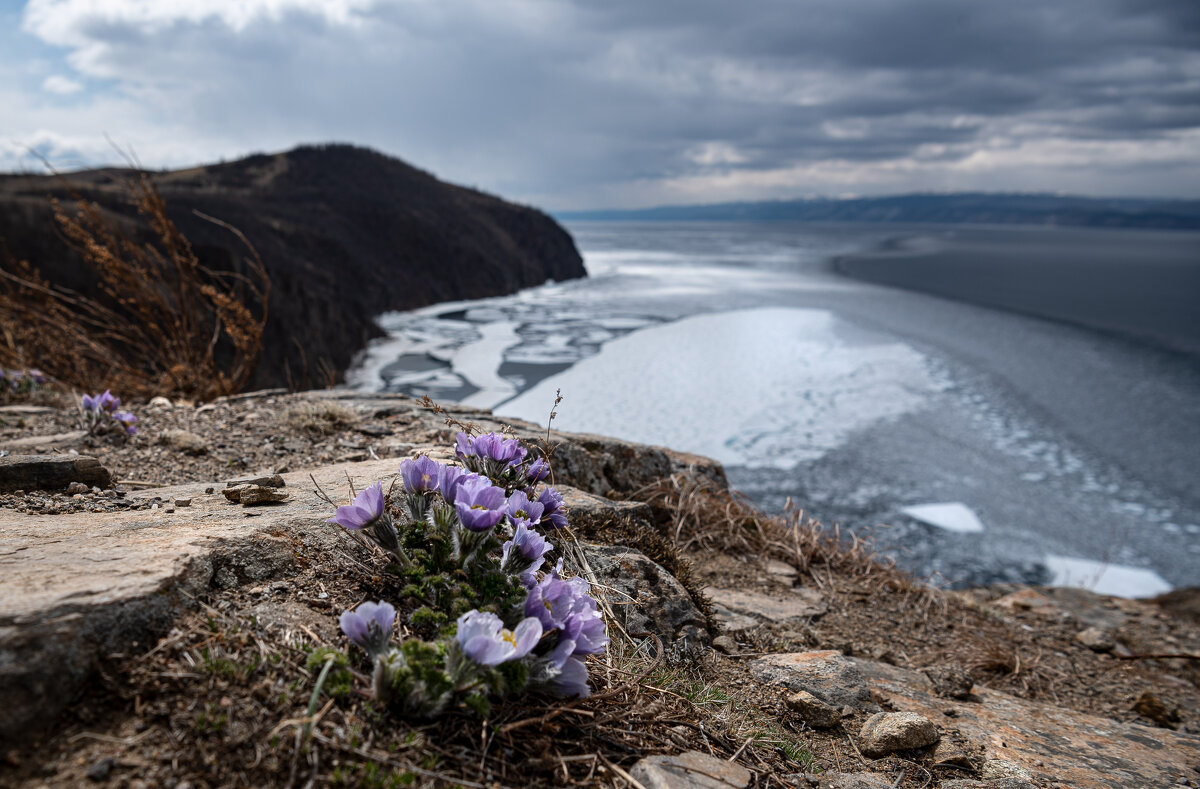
347,221 -> 1200,597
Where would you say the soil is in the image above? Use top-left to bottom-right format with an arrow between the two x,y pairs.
1,391 -> 1197,788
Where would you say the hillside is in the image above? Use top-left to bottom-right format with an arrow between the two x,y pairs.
1,390 -> 1197,788
557,192 -> 1200,229
0,144 -> 585,390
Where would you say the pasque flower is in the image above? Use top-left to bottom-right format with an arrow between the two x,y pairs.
500,522 -> 553,576
455,431 -> 527,467
456,610 -> 542,666
438,464 -> 467,503
453,475 -> 508,531
327,481 -> 386,531
112,410 -> 138,435
340,600 -> 396,659
525,563 -> 607,666
553,656 -> 591,698
537,486 -> 567,530
505,490 -> 544,529
400,456 -> 441,493
525,457 -> 550,484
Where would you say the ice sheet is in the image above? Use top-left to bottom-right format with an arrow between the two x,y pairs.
499,307 -> 937,468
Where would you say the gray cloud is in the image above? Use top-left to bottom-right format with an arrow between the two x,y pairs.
4,0 -> 1199,207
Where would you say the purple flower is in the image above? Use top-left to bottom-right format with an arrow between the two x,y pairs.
339,600 -> 395,659
113,410 -> 138,436
437,464 -> 467,503
327,481 -> 386,531
96,390 -> 119,412
537,486 -> 568,530
81,393 -> 98,412
29,370 -> 45,385
455,431 -> 527,467
501,522 -> 553,576
453,475 -> 508,531
526,458 -> 550,484
552,656 -> 591,698
525,568 -> 608,662
400,455 -> 441,494
456,610 -> 542,666
505,490 -> 545,529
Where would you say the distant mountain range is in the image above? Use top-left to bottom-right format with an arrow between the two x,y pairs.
557,193 -> 1200,230
0,145 -> 584,389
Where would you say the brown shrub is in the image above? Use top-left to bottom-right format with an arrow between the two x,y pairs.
0,173 -> 268,402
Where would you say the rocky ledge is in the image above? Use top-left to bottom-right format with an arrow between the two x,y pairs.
0,391 -> 1197,788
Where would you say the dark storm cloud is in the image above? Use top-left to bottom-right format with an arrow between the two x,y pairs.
7,0 -> 1200,206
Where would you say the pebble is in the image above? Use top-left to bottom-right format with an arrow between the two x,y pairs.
858,711 -> 940,757
786,689 -> 842,729
712,635 -> 739,654
86,757 -> 114,781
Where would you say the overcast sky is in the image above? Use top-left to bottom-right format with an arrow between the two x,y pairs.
2,0 -> 1199,209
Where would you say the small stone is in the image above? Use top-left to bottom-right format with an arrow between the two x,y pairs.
86,757 -> 115,781
786,690 -> 842,729
858,711 -> 939,757
204,486 -> 215,494
712,635 -> 739,654
923,664 -> 975,699
147,396 -> 173,409
238,485 -> 289,505
629,750 -> 751,789
764,559 -> 799,580
1075,626 -> 1115,653
175,498 -> 192,507
158,429 -> 208,456
65,481 -> 89,495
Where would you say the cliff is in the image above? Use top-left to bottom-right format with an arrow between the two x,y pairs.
0,144 -> 585,389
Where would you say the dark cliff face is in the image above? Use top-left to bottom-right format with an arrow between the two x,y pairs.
0,144 -> 585,389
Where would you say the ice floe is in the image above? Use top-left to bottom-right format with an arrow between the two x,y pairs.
901,502 -> 986,534
1043,554 -> 1171,598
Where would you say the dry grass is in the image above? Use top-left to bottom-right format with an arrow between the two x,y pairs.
0,172 -> 268,401
637,470 -> 913,586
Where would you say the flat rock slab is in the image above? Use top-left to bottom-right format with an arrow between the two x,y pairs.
629,750 -> 751,789
853,656 -> 1200,788
706,587 -> 827,622
0,455 -> 408,742
749,651 -> 879,713
0,430 -> 88,453
0,454 -> 112,492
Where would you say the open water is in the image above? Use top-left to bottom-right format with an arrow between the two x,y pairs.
347,221 -> 1200,596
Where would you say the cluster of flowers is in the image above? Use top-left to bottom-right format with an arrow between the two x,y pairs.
0,368 -> 45,396
327,431 -> 606,718
80,390 -> 138,436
